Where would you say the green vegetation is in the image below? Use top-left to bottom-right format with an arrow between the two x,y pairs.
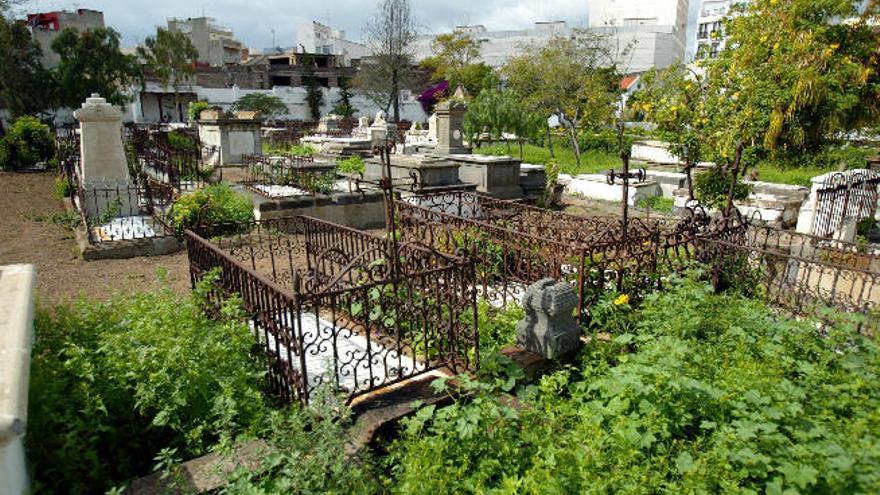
0,116 -> 55,170
52,27 -> 141,108
27,273 -> 272,494
419,31 -> 498,97
474,142 -> 621,176
336,156 -> 365,175
636,195 -> 675,213
188,101 -> 211,122
464,88 -> 545,159
169,183 -> 254,235
231,93 -> 288,120
53,176 -> 71,199
695,167 -> 753,210
263,142 -> 317,158
137,27 -> 199,122
386,275 -> 880,494
165,132 -> 197,152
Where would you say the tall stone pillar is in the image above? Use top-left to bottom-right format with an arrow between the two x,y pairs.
434,99 -> 469,155
74,94 -> 136,221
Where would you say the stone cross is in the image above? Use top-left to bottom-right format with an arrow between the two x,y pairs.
515,278 -> 581,359
434,99 -> 469,155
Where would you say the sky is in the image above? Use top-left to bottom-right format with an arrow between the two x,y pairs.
16,0 -> 703,55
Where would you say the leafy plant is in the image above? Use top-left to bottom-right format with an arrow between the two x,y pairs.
337,156 -> 365,192
169,183 -> 254,235
694,166 -> 753,210
636,195 -> 675,213
386,276 -> 880,494
189,100 -> 211,122
0,115 -> 54,170
26,271 -> 270,494
53,176 -> 71,199
231,93 -> 288,120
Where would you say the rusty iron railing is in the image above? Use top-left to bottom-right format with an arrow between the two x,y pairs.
185,216 -> 479,404
399,192 -> 879,328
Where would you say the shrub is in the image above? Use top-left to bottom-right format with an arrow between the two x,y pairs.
387,276 -> 880,494
188,101 -> 211,122
578,129 -> 619,153
1,116 -> 55,170
169,183 -> 254,235
26,273 -> 271,494
53,176 -> 71,199
694,166 -> 752,209
166,132 -> 197,152
336,156 -> 365,175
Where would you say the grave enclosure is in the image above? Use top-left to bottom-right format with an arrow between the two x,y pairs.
54,94 -> 880,406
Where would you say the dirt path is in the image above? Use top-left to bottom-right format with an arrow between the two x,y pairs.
0,172 -> 190,306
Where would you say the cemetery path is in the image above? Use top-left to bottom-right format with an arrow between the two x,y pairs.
0,172 -> 190,306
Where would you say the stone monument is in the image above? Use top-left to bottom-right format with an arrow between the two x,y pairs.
74,93 -> 136,220
515,278 -> 581,359
369,110 -> 396,145
198,107 -> 262,165
434,99 -> 469,155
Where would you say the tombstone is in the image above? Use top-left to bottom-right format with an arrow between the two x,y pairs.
427,113 -> 438,140
434,99 -> 469,155
198,107 -> 262,165
515,278 -> 581,359
358,116 -> 371,129
317,114 -> 341,134
74,94 -> 136,221
369,110 -> 396,145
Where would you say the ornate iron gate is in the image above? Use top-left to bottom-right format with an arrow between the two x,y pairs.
814,171 -> 880,238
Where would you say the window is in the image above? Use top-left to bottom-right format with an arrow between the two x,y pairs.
698,23 -> 709,40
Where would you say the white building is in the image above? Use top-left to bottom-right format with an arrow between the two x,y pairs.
694,0 -> 749,60
296,21 -> 369,67
588,0 -> 690,73
412,21 -> 571,68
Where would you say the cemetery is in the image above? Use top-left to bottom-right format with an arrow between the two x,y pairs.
2,0 -> 880,493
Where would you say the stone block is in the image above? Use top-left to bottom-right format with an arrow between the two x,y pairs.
515,278 -> 581,360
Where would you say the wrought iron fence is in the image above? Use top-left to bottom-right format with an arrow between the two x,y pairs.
698,226 -> 880,326
814,170 -> 880,238
398,192 -> 702,325
399,191 -> 879,328
241,153 -> 337,197
185,216 -> 479,404
61,153 -> 177,244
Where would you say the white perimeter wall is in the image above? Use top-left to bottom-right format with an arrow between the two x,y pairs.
129,85 -> 429,124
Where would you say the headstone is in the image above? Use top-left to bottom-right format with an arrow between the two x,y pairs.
358,116 -> 371,128
317,114 -> 341,134
515,278 -> 581,359
198,108 -> 262,165
74,94 -> 136,221
434,99 -> 469,155
427,113 -> 438,140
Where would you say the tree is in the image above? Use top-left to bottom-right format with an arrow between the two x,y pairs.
632,65 -> 710,199
361,0 -> 417,122
51,27 -> 142,108
230,93 -> 288,120
300,54 -> 324,121
712,0 -> 880,156
0,16 -> 52,119
464,88 -> 544,158
502,31 -> 621,166
137,27 -> 198,122
332,77 -> 357,118
420,31 -> 497,97
697,0 -> 880,212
